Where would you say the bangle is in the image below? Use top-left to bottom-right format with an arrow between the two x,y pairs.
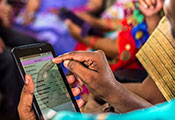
106,18 -> 111,30
89,36 -> 99,48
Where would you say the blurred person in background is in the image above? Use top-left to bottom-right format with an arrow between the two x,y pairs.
64,0 -> 163,84
66,0 -> 163,72
14,0 -> 105,56
0,0 -> 39,119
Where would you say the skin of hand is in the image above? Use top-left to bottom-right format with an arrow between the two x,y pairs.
53,50 -> 117,101
0,37 -> 5,54
52,50 -> 152,113
18,75 -> 84,120
18,75 -> 36,120
139,0 -> 163,17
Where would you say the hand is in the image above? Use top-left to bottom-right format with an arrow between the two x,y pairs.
52,50 -> 118,101
0,37 -> 5,54
139,0 -> 163,17
52,51 -> 153,113
18,75 -> 84,120
18,75 -> 36,120
65,19 -> 83,41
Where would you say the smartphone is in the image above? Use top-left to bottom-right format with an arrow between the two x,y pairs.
11,43 -> 80,120
58,7 -> 104,37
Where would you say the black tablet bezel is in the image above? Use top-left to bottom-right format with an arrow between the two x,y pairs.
11,43 -> 80,120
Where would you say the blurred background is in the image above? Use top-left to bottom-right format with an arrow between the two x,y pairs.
0,0 -> 149,119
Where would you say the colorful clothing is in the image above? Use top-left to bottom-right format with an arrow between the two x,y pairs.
103,0 -> 149,71
53,99 -> 175,120
136,17 -> 175,100
75,0 -> 149,71
102,0 -> 138,19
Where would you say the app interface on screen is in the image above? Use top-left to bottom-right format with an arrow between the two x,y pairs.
20,52 -> 76,119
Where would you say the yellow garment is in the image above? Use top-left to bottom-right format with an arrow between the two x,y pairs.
136,17 -> 175,101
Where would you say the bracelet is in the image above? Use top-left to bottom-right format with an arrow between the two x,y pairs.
89,36 -> 99,48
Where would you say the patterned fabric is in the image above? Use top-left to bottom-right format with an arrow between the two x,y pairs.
53,99 -> 175,120
102,0 -> 149,71
102,0 -> 140,20
136,17 -> 175,100
75,0 -> 149,71
110,19 -> 143,71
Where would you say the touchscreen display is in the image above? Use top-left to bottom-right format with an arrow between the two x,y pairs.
20,52 -> 76,119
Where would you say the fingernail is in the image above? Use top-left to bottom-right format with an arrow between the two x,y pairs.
52,58 -> 56,63
25,75 -> 31,84
78,99 -> 84,105
25,78 -> 29,84
144,5 -> 148,8
64,60 -> 70,67
75,87 -> 80,93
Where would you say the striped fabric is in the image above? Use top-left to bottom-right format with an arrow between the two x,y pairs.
136,17 -> 175,101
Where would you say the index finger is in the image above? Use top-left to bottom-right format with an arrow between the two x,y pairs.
52,51 -> 95,64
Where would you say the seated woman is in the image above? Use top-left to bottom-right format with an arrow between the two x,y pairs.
66,0 -> 163,72
0,1 -> 40,119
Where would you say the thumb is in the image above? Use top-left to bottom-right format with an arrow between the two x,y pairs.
18,75 -> 34,114
64,60 -> 95,84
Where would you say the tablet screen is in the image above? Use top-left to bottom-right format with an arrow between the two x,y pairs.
20,52 -> 76,119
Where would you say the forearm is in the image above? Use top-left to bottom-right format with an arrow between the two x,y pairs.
122,76 -> 166,105
105,81 -> 152,113
145,14 -> 162,34
122,83 -> 141,95
77,13 -> 121,31
26,0 -> 40,13
81,36 -> 118,58
93,19 -> 122,31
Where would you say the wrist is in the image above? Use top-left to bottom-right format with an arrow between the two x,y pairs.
145,14 -> 162,34
145,13 -> 161,20
104,81 -> 125,107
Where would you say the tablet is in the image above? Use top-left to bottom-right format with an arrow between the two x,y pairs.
12,43 -> 80,120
